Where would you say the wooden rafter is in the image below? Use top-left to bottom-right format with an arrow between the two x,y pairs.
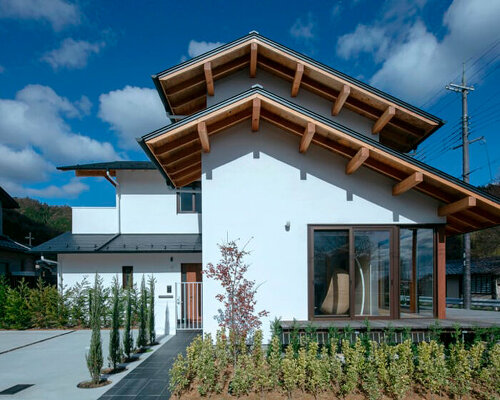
197,121 -> 210,153
291,63 -> 304,97
346,147 -> 369,175
438,196 -> 477,217
250,42 -> 258,77
252,98 -> 261,131
392,172 -> 423,196
372,106 -> 395,134
332,85 -> 350,116
203,62 -> 214,96
299,122 -> 315,153
175,169 -> 201,187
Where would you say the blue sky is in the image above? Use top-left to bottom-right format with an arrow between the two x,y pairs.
0,0 -> 499,207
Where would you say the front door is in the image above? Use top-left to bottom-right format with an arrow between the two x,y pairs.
178,263 -> 202,329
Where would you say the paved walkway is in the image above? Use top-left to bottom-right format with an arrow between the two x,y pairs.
99,331 -> 200,400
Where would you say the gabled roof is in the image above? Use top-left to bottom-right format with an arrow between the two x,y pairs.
447,257 -> 500,276
58,161 -> 156,177
0,187 -> 19,209
30,232 -> 202,254
138,87 -> 500,236
0,235 -> 30,253
152,32 -> 444,152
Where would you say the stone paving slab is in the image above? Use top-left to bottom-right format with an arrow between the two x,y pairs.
99,331 -> 200,400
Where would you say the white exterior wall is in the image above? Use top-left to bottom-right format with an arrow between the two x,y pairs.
207,67 -> 378,141
201,121 -> 445,339
118,170 -> 200,234
72,207 -> 118,234
58,252 -> 201,335
71,169 -> 200,234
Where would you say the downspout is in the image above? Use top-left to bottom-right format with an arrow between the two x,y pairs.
105,170 -> 120,234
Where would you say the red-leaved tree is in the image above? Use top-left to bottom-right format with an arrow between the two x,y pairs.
204,239 -> 269,343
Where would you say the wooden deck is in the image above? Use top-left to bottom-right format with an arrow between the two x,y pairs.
281,308 -> 500,331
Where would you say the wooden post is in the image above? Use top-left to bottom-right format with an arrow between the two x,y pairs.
436,227 -> 446,319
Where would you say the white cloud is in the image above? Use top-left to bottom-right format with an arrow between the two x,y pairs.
290,13 -> 316,40
187,40 -> 224,58
98,86 -> 169,149
0,0 -> 81,31
41,38 -> 104,70
337,25 -> 389,62
4,178 -> 89,199
0,145 -> 53,182
336,0 -> 500,104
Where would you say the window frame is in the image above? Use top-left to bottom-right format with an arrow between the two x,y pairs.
176,191 -> 201,214
122,266 -> 133,289
307,224 -> 440,321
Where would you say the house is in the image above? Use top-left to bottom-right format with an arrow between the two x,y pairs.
447,257 -> 500,300
0,187 -> 38,285
32,32 -> 500,338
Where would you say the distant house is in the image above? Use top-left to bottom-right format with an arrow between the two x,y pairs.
447,257 -> 500,299
32,32 -> 500,338
0,187 -> 38,285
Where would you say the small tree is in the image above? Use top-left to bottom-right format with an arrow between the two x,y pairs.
86,273 -> 103,384
147,275 -> 156,345
136,275 -> 148,349
108,277 -> 121,370
204,239 -> 269,360
122,285 -> 133,360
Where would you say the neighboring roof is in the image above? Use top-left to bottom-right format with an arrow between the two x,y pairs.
152,32 -> 444,152
30,232 -> 202,253
0,187 -> 19,209
139,87 -> 500,235
447,257 -> 500,276
58,161 -> 156,177
0,235 -> 30,253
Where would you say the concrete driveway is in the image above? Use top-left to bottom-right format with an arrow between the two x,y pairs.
0,330 -> 170,400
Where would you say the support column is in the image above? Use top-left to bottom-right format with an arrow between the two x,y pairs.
436,227 -> 446,319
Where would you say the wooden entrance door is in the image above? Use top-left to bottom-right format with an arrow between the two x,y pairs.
181,264 -> 202,327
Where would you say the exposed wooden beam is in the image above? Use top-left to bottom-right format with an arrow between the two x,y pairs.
175,169 -> 201,187
197,121 -> 210,153
291,63 -> 304,97
252,98 -> 261,131
372,105 -> 395,134
203,62 -> 214,96
346,147 -> 369,175
438,196 -> 477,217
250,42 -> 258,77
392,171 -> 423,196
331,85 -> 350,116
299,122 -> 315,153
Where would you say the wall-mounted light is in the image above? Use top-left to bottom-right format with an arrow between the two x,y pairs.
285,221 -> 291,232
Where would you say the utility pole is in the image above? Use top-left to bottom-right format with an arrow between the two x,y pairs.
446,64 -> 474,309
25,232 -> 34,247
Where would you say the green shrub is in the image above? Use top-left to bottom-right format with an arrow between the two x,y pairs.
386,340 -> 413,400
86,274 -> 103,384
305,341 -> 327,397
230,354 -> 254,397
448,341 -> 472,398
281,344 -> 298,398
169,353 -> 190,398
479,342 -> 500,395
415,340 -> 447,396
252,330 -> 271,394
108,277 -> 121,370
66,277 -> 90,327
196,334 -> 217,396
0,276 -> 7,327
327,338 -> 343,394
4,279 -> 31,329
28,278 -> 66,328
340,338 -> 364,396
361,342 -> 382,400
136,275 -> 148,349
267,335 -> 282,390
122,286 -> 133,359
147,275 -> 156,345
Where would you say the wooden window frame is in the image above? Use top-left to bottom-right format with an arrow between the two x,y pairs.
176,191 -> 201,214
122,266 -> 133,289
307,224 -> 440,321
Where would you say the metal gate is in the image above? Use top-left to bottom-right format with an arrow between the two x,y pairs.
176,282 -> 203,330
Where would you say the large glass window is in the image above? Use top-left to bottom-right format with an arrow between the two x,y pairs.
313,230 -> 350,316
354,230 -> 391,317
399,228 -> 434,317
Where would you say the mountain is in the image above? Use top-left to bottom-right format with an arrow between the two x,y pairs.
3,198 -> 71,247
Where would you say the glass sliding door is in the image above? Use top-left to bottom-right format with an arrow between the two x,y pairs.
354,230 -> 392,317
313,230 -> 350,316
399,228 -> 434,317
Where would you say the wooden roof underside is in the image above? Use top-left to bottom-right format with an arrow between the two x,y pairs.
142,91 -> 500,236
156,37 -> 442,153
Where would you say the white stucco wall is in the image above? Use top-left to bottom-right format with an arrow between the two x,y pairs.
207,67 -> 377,141
72,207 -> 118,234
118,170 -> 201,234
201,120 -> 445,339
58,252 -> 201,335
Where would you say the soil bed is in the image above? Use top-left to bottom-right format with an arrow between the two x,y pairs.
101,366 -> 127,374
77,379 -> 111,389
